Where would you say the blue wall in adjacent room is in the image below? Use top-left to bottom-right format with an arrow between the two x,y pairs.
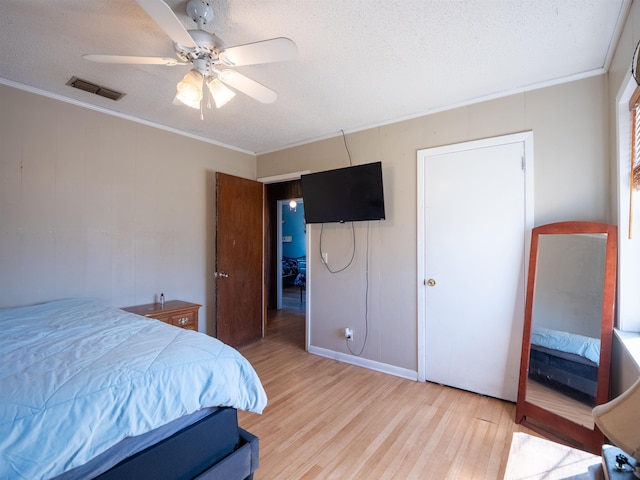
282,202 -> 306,258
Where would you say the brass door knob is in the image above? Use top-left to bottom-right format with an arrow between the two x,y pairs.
427,279 -> 436,287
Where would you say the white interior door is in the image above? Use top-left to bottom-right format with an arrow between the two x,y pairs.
417,132 -> 533,401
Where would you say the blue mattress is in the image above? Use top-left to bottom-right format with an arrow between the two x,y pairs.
531,326 -> 600,365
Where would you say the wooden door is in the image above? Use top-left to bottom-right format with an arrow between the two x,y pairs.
215,172 -> 264,347
418,133 -> 533,401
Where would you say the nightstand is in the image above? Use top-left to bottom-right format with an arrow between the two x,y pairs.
122,300 -> 201,331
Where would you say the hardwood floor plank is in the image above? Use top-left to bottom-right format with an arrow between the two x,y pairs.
238,308 -> 538,479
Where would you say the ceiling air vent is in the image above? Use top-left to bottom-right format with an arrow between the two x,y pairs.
66,76 -> 125,101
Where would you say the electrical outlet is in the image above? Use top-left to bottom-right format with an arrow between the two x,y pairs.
344,327 -> 353,341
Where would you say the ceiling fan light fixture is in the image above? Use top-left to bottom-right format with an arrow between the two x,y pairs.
84,1 -> 297,112
175,69 -> 203,109
207,77 -> 235,108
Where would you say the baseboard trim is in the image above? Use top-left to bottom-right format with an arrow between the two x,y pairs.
308,345 -> 418,381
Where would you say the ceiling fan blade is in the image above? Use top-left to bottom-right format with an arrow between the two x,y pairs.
83,54 -> 184,66
219,37 -> 297,67
218,70 -> 278,104
135,0 -> 197,48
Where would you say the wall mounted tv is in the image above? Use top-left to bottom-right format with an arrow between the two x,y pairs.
300,161 -> 386,224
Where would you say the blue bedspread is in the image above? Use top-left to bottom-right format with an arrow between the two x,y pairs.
531,326 -> 601,365
0,298 -> 267,480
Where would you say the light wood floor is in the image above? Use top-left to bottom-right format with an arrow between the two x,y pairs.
238,308 -> 538,479
281,285 -> 305,311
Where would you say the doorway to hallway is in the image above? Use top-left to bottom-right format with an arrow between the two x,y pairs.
263,177 -> 308,349
277,198 -> 306,310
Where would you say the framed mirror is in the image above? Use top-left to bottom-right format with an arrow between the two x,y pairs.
515,221 -> 617,453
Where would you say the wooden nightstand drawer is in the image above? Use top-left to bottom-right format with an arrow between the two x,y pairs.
169,311 -> 196,329
122,300 -> 201,332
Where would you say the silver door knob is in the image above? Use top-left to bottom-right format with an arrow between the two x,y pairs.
427,279 -> 436,287
215,272 -> 229,278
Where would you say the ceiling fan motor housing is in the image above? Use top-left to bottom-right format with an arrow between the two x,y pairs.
174,30 -> 224,63
192,57 -> 211,76
174,1 -> 221,65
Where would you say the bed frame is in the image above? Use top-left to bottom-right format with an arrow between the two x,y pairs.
96,408 -> 257,480
59,408 -> 258,480
528,344 -> 598,405
2,299 -> 265,480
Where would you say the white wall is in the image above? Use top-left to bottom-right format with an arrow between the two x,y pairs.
0,84 -> 256,335
258,75 -> 610,375
0,67 -> 618,381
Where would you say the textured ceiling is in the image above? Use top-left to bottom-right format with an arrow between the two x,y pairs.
0,0 -> 631,154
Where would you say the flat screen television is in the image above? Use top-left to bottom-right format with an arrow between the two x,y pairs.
300,161 -> 386,224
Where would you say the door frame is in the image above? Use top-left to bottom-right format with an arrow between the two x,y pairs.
258,171 -> 311,352
416,131 -> 534,382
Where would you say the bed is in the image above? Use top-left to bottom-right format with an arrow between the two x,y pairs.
282,257 -> 306,300
528,326 -> 600,405
281,256 -> 303,286
0,298 -> 267,480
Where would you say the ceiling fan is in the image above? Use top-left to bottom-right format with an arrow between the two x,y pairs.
84,0 -> 297,113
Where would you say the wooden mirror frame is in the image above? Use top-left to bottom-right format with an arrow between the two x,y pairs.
515,221 -> 617,454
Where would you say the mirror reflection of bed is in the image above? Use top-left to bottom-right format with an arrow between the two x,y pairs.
525,233 -> 606,429
516,221 -> 617,453
525,232 -> 606,430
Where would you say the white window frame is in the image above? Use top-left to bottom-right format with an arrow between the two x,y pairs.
616,75 -> 640,334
